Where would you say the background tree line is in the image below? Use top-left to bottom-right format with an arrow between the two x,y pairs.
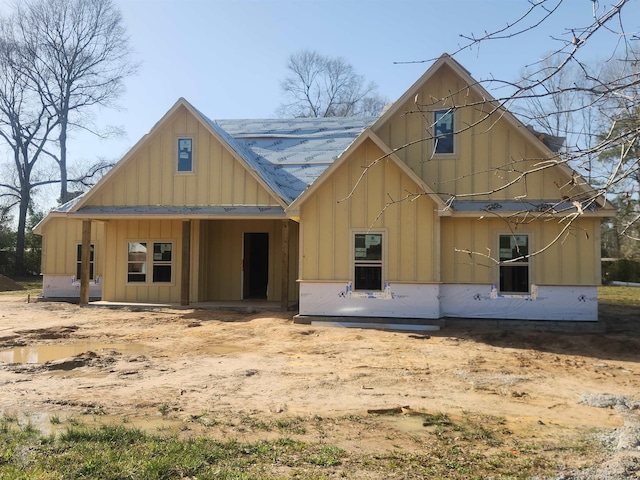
0,0 -> 136,277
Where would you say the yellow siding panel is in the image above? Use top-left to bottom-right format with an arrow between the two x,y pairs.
371,62 -> 585,205
301,197 -> 319,279
300,138 -> 440,284
83,105 -> 279,210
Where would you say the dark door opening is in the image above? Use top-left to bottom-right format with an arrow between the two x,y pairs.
243,233 -> 269,299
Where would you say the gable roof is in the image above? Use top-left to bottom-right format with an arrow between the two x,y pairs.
286,127 -> 451,216
371,53 -> 612,213
207,116 -> 376,203
68,98 -> 374,215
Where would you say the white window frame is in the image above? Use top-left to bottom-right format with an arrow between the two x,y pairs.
433,109 -> 455,156
352,230 -> 385,292
126,241 -> 174,284
176,137 -> 195,173
498,233 -> 530,294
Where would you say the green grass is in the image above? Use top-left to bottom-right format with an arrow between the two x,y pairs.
599,285 -> 640,306
0,415 -> 600,479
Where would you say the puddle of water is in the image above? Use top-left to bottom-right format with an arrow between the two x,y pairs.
0,343 -> 148,364
379,415 -> 429,435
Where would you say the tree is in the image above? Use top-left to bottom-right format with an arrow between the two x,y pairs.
381,0 -> 639,261
0,33 -> 59,276
13,0 -> 137,204
279,50 -> 386,118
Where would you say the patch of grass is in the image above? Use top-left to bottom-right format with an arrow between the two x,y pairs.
599,286 -> 640,306
0,414 -> 602,479
49,415 -> 61,425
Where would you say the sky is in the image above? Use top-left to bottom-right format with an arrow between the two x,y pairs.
1,0 -> 639,212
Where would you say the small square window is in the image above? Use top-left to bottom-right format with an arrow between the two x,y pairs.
177,138 -> 193,172
434,110 -> 454,154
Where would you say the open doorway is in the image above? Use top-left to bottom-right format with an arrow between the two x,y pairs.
243,233 -> 269,299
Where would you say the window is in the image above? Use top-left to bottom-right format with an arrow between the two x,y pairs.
499,235 -> 529,293
128,242 -> 147,282
177,138 -> 193,172
152,243 -> 172,282
354,233 -> 383,291
76,244 -> 94,281
434,110 -> 454,154
127,242 -> 173,283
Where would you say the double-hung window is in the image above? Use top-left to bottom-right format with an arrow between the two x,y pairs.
354,233 -> 383,291
76,244 -> 95,281
434,110 -> 454,154
127,241 -> 173,284
499,234 -> 529,294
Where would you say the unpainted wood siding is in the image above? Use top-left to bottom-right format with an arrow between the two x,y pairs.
440,216 -> 601,285
40,218 -> 105,277
373,63 -> 577,201
87,105 -> 280,208
300,138 -> 440,283
101,219 -> 184,303
198,219 -> 299,302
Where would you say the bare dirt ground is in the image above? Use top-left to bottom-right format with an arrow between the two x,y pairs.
0,293 -> 639,478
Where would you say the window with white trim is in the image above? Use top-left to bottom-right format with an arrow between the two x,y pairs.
354,233 -> 383,291
127,242 -> 173,283
499,234 -> 529,293
434,110 -> 454,154
127,242 -> 147,283
76,244 -> 94,281
177,137 -> 193,172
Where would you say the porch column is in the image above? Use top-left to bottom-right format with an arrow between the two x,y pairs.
280,219 -> 290,311
79,220 -> 91,305
181,220 -> 191,306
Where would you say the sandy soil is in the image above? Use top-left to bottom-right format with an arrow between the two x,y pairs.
0,294 -> 639,471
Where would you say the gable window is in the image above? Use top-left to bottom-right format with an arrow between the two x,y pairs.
128,241 -> 173,284
177,138 -> 193,172
434,110 -> 454,154
76,244 -> 94,281
499,234 -> 529,293
354,233 -> 383,291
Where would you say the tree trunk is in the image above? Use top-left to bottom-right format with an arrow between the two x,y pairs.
14,186 -> 30,276
59,118 -> 68,204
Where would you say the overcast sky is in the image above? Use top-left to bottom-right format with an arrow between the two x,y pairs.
1,0 -> 638,212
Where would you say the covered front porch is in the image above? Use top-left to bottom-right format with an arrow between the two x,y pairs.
75,215 -> 299,310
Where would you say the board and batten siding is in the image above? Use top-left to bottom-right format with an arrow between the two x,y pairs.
40,217 -> 105,277
87,105 -> 280,208
101,219 -> 184,303
440,217 -> 601,286
300,138 -> 440,284
372,63 -> 575,202
197,219 -> 299,302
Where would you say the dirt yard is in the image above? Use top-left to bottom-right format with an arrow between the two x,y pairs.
0,292 -> 639,478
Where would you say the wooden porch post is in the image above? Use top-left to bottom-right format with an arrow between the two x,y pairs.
79,220 -> 91,305
181,220 -> 191,306
280,219 -> 290,311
